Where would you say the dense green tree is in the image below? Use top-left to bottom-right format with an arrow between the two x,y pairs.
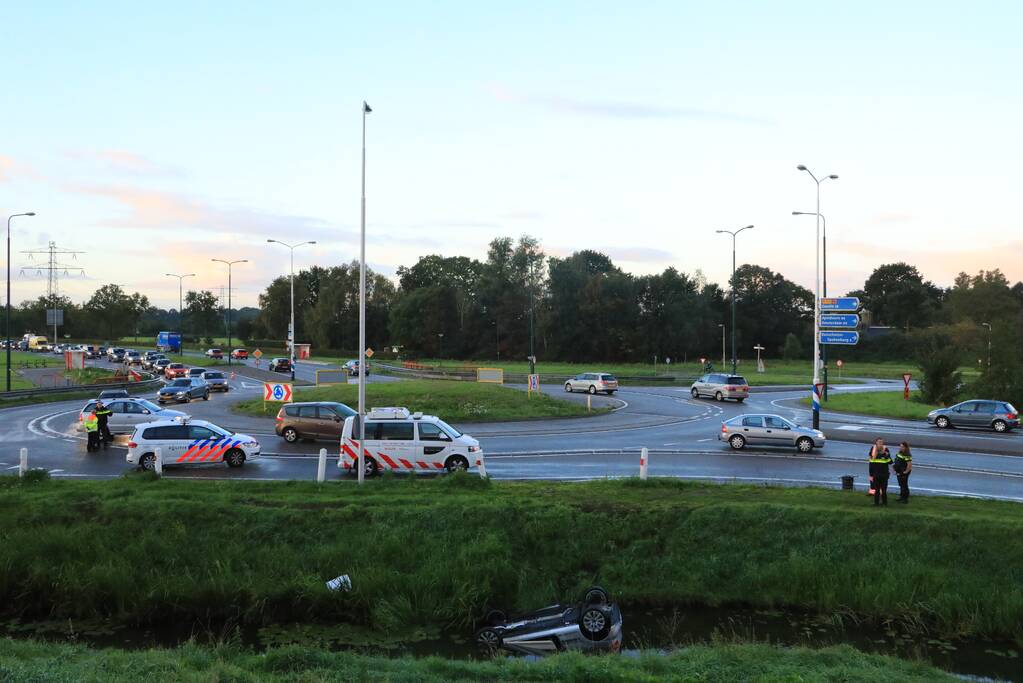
916,333 -> 964,406
946,270 -> 1021,329
860,263 -> 941,329
184,290 -> 220,338
783,333 -> 803,360
729,264 -> 813,357
83,285 -> 131,340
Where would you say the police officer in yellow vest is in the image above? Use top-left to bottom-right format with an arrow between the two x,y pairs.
84,411 -> 100,452
894,441 -> 913,503
868,438 -> 893,507
94,401 -> 114,448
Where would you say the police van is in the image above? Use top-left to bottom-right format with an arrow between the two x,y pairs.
126,417 -> 261,470
338,407 -> 483,476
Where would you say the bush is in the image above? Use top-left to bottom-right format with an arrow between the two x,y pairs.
916,336 -> 962,406
782,333 -> 803,360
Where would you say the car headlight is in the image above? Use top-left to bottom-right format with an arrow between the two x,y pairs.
468,445 -> 481,452
815,431 -> 824,438
240,441 -> 259,448
176,391 -> 187,396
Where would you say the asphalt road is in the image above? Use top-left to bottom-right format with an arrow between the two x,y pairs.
3,361 -> 1023,502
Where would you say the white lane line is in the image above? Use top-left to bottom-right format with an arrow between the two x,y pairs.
5,465 -> 19,470
48,469 -> 64,474
697,438 -> 712,442
835,425 -> 864,431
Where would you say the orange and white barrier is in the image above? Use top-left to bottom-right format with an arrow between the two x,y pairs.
340,438 -> 446,472
639,447 -> 648,480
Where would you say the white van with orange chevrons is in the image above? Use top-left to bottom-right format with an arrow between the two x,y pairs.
338,407 -> 483,477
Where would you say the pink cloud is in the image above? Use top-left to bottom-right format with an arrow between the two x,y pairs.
0,154 -> 39,182
65,149 -> 181,176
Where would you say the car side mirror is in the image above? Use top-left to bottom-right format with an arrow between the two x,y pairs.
333,416 -> 341,422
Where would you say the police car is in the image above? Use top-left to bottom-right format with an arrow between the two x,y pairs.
126,417 -> 260,470
338,407 -> 483,476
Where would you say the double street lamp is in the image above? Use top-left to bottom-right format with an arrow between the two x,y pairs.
6,212 -> 36,392
165,273 -> 196,356
796,165 -> 838,429
266,240 -> 316,381
715,224 -> 754,374
211,259 -> 248,365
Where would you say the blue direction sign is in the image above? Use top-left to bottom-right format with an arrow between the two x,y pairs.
820,313 -> 859,329
819,330 -> 859,345
820,297 -> 860,312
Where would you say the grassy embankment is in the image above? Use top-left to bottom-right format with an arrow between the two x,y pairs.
800,391 -> 939,420
234,380 -> 609,420
401,359 -> 942,386
0,351 -> 60,390
0,639 -> 956,682
1,476 -> 1021,641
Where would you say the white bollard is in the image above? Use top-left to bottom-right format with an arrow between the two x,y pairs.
639,447 -> 648,480
19,448 -> 28,478
317,448 -> 327,482
476,455 -> 488,479
154,447 -> 163,476
587,394 -> 592,412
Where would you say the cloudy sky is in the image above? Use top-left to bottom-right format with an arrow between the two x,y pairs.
2,1 -> 1021,308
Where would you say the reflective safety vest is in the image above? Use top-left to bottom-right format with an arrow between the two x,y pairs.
869,453 -> 892,464
83,414 -> 99,432
95,408 -> 112,419
895,453 -> 912,463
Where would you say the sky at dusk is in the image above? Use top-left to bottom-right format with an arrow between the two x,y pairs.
2,1 -> 1021,309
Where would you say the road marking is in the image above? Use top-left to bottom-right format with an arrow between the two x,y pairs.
697,438 -> 712,442
835,425 -> 864,431
5,465 -> 19,470
48,469 -> 64,474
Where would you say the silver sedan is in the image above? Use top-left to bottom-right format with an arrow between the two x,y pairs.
719,414 -> 825,453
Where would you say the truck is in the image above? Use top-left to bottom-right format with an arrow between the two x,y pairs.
156,331 -> 182,353
25,335 -> 50,352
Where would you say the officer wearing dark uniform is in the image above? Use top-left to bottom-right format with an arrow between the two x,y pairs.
94,401 -> 114,448
868,438 -> 892,506
894,441 -> 913,503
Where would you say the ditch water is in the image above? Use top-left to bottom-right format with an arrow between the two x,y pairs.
3,605 -> 1020,681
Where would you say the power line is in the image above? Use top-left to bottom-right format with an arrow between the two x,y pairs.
19,241 -> 86,341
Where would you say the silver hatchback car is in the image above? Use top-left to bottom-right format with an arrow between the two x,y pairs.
564,372 -> 619,395
719,413 -> 825,453
691,374 -> 749,402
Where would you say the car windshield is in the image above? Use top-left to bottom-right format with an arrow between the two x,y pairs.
169,379 -> 190,387
135,399 -> 162,412
205,372 -> 224,379
726,376 -> 748,385
326,402 -> 357,417
434,419 -> 462,438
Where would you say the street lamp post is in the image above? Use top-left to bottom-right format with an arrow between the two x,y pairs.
6,212 -> 35,392
212,259 -> 248,365
357,100 -> 372,485
266,240 -> 316,381
796,165 -> 838,429
715,225 -> 754,374
718,323 -> 725,370
165,273 -> 196,356
981,322 -> 992,368
438,333 -> 444,360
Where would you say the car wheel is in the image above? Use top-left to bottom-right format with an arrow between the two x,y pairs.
935,416 -> 950,429
445,454 -> 470,473
225,449 -> 246,468
475,627 -> 502,652
728,434 -> 746,450
691,388 -> 699,399
139,453 -> 157,471
564,383 -> 573,393
579,607 -> 611,641
588,385 -> 597,395
583,586 -> 610,605
203,392 -> 210,401
282,427 -> 299,443
796,437 -> 814,453
715,391 -> 723,402
993,419 -> 1008,433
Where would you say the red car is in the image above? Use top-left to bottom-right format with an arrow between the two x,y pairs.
231,348 -> 248,359
164,363 -> 188,379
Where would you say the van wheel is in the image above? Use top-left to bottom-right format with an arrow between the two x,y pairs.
139,453 -> 157,471
691,388 -> 699,399
354,456 -> 378,477
588,385 -> 597,395
564,383 -> 572,393
282,427 -> 299,443
225,449 -> 245,468
445,455 -> 470,472
715,392 -> 724,401
728,435 -> 746,450
796,437 -> 814,453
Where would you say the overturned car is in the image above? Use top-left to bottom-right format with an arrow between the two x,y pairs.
475,586 -> 623,656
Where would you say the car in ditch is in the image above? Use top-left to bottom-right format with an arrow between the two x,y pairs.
474,586 -> 622,656
927,400 -> 1019,433
719,413 -> 825,453
126,417 -> 260,470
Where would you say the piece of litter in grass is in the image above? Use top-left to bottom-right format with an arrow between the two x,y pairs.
326,574 -> 352,592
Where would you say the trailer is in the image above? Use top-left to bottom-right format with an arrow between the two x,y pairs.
156,331 -> 182,353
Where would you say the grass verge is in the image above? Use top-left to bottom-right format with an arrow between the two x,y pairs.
234,379 -> 609,420
1,477 -> 1021,640
0,639 -> 955,682
800,391 -> 938,420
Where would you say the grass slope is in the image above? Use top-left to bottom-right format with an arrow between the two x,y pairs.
234,380 -> 607,421
1,477 -> 1021,640
0,639 -> 955,682
801,391 -> 938,420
